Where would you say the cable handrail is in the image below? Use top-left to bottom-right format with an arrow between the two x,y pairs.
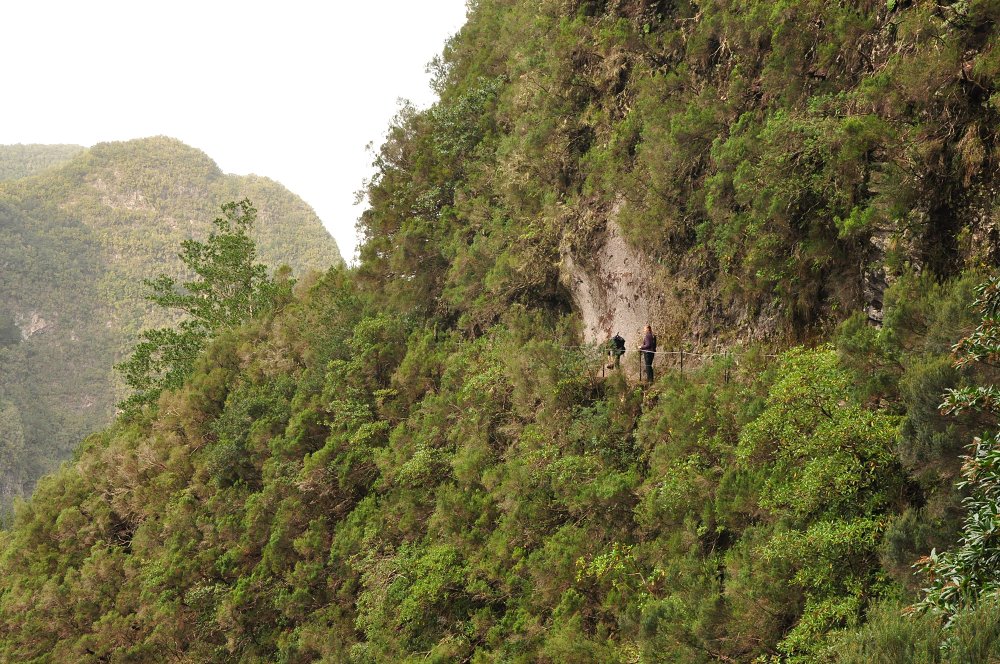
566,340 -> 783,382
563,343 -> 780,359
438,334 -> 782,383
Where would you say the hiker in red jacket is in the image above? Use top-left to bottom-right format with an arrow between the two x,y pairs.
639,325 -> 656,383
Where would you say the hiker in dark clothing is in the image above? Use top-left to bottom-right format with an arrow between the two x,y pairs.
607,333 -> 626,369
639,325 -> 656,383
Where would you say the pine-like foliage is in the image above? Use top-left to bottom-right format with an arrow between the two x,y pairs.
7,0 -> 1000,660
0,138 -> 341,506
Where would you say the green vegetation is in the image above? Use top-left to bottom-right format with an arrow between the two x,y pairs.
0,200 -> 112,501
913,276 -> 1000,624
6,0 -> 1000,660
0,144 -> 83,180
0,137 -> 341,508
116,199 -> 293,412
0,265 -> 991,661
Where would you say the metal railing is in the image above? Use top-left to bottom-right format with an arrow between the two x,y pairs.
596,345 -> 780,383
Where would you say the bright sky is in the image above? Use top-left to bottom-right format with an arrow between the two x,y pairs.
1,0 -> 469,263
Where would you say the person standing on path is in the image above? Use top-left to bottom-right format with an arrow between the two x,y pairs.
607,333 -> 626,370
639,324 -> 656,383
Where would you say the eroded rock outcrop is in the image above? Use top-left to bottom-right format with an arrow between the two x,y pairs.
559,212 -> 660,347
558,205 -> 778,354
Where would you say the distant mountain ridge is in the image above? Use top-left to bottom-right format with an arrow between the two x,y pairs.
0,144 -> 84,181
0,137 -> 342,502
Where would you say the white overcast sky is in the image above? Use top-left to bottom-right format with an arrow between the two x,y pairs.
1,0 -> 469,263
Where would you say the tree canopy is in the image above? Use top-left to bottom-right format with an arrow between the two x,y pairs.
0,137 -> 341,508
6,0 -> 1000,660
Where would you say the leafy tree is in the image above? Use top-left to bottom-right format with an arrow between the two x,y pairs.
915,276 -> 1000,625
10,0 -> 1000,659
0,137 -> 341,508
115,199 -> 291,411
735,347 -> 902,656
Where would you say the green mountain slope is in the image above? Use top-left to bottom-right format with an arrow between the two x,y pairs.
6,136 -> 341,335
5,1 -> 1000,661
0,144 -> 84,181
0,137 -> 342,503
0,200 -> 110,500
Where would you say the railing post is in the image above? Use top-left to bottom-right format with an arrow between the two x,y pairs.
679,348 -> 684,374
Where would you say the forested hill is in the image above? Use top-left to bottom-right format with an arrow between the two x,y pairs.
0,137 -> 342,507
4,1 -> 1000,661
0,144 -> 84,181
7,137 -> 343,295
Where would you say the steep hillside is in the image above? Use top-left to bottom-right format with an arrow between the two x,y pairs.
5,136 -> 342,334
4,1 -> 1000,661
357,0 -> 1000,346
0,201 -> 110,501
2,264 -> 990,662
0,137 -> 342,504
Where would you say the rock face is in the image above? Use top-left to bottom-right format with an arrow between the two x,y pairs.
559,214 -> 658,349
558,206 -> 776,362
16,312 -> 50,339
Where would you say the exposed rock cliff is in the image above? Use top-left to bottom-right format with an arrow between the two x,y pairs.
560,211 -> 658,348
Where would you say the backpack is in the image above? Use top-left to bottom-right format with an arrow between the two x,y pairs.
612,334 -> 625,353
